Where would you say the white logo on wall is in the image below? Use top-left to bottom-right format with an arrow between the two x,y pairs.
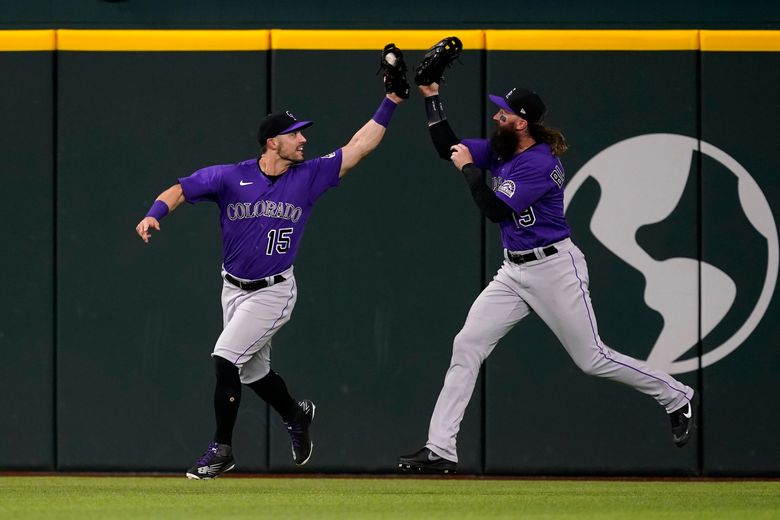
564,134 -> 778,374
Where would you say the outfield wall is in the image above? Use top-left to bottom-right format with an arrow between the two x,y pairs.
0,29 -> 778,476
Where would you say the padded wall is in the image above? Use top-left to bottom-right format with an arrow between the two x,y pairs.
0,29 -> 777,475
56,49 -> 268,470
0,46 -> 55,469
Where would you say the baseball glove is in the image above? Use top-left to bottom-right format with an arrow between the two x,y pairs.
414,36 -> 463,86
379,43 -> 410,99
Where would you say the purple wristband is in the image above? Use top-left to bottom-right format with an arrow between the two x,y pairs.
146,200 -> 169,221
372,97 -> 397,128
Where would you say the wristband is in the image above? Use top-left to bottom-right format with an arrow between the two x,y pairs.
372,97 -> 397,128
145,200 -> 169,221
425,95 -> 447,126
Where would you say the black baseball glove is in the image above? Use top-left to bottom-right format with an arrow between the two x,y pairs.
379,43 -> 410,99
414,36 -> 463,86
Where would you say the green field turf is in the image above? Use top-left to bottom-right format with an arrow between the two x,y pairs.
0,476 -> 777,519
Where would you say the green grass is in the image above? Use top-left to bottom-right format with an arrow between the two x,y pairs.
0,476 -> 778,519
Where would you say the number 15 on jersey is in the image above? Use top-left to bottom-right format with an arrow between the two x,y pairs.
266,228 -> 293,255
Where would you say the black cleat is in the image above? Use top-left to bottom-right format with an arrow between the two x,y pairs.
286,399 -> 315,465
186,441 -> 235,479
398,447 -> 457,474
670,401 -> 695,447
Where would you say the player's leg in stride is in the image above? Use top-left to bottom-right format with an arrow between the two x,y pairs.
244,366 -> 316,466
185,356 -> 241,479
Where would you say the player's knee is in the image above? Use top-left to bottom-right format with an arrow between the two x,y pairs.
452,331 -> 486,367
452,331 -> 471,354
239,364 -> 270,385
213,355 -> 240,384
572,354 -> 603,377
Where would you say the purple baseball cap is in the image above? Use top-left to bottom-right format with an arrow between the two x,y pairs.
488,87 -> 546,124
257,110 -> 313,144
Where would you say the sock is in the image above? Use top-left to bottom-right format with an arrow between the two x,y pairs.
213,356 -> 242,445
247,370 -> 297,422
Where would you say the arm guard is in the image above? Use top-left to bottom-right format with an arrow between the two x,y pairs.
429,121 -> 459,160
426,95 -> 459,160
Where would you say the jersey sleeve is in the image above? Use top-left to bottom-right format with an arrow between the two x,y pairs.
178,164 -> 224,204
460,138 -> 492,169
494,160 -> 557,214
305,148 -> 343,203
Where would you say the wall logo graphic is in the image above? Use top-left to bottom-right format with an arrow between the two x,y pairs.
564,134 -> 778,374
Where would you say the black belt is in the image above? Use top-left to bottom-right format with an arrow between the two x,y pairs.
507,245 -> 558,265
224,273 -> 286,291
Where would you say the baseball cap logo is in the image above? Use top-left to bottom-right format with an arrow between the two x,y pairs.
286,110 -> 297,120
505,87 -> 516,100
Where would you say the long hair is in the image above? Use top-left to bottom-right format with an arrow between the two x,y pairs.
528,123 -> 569,156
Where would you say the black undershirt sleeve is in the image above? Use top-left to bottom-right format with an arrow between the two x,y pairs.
461,163 -> 514,223
424,95 -> 512,222
429,120 -> 459,160
424,95 -> 459,160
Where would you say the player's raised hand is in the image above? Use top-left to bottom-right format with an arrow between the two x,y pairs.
386,92 -> 404,104
136,216 -> 160,243
414,36 -> 462,86
379,43 -> 410,100
449,143 -> 473,171
418,82 -> 439,97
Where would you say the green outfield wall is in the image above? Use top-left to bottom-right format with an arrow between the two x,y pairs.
0,29 -> 778,476
0,45 -> 54,469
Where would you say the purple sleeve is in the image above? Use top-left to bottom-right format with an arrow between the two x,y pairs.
460,138 -> 492,170
494,161 -> 555,214
306,148 -> 343,203
178,165 -> 223,204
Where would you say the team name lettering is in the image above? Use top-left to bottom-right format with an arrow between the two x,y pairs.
226,200 -> 302,223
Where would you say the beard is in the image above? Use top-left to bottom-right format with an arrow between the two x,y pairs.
279,149 -> 304,164
490,126 -> 520,160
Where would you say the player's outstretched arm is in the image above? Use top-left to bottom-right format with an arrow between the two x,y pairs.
339,93 -> 403,178
421,82 -> 460,160
338,43 -> 409,178
415,36 -> 463,160
135,183 -> 185,243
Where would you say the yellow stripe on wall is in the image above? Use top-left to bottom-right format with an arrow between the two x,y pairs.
0,30 -> 55,51
701,30 -> 780,51
486,30 -> 700,51
271,30 -> 485,50
57,30 -> 270,51
0,29 -> 778,52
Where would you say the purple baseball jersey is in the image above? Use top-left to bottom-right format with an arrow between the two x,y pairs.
461,139 -> 570,251
178,149 -> 343,279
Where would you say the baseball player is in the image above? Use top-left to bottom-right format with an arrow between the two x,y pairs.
135,47 -> 408,479
397,40 -> 696,474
